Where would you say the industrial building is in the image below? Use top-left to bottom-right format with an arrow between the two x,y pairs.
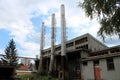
81,45 -> 120,80
41,33 -> 120,80
39,4 -> 120,80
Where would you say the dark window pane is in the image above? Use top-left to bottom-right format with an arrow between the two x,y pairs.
106,58 -> 115,70
83,61 -> 88,66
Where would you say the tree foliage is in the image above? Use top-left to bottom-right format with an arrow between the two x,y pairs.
79,0 -> 120,40
35,58 -> 40,70
1,39 -> 18,67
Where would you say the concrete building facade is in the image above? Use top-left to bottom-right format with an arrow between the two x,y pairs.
81,45 -> 120,80
40,33 -> 120,80
21,58 -> 31,66
38,4 -> 120,80
42,33 -> 107,57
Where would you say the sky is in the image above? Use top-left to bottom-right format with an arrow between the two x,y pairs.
0,0 -> 120,58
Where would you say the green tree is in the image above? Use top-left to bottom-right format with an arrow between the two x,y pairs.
79,0 -> 120,40
1,39 -> 18,67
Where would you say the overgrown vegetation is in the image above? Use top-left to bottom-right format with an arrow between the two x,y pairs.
17,74 -> 34,80
17,74 -> 58,80
79,0 -> 120,40
17,70 -> 58,80
35,58 -> 40,70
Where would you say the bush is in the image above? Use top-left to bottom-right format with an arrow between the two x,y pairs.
37,69 -> 47,76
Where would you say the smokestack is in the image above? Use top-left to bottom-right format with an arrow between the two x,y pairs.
49,13 -> 56,74
39,22 -> 45,70
40,22 -> 44,51
61,4 -> 66,56
60,4 -> 67,80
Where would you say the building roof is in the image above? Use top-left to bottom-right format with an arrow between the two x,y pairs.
82,45 -> 120,61
17,66 -> 29,71
81,52 -> 120,61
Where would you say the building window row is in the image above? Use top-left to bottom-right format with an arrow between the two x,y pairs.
55,47 -> 61,51
66,42 -> 74,48
91,48 -> 120,56
42,51 -> 48,54
75,37 -> 88,45
76,44 -> 88,49
82,58 -> 115,71
110,48 -> 120,53
90,51 -> 108,56
43,37 -> 88,54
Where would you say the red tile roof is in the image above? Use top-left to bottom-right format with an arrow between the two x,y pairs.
18,66 -> 29,71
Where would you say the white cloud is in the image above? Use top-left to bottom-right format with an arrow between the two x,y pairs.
0,49 -> 4,54
68,19 -> 100,38
0,0 -> 40,57
0,0 -> 119,58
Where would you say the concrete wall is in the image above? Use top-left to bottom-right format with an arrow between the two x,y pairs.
81,51 -> 89,59
100,57 -> 120,80
42,33 -> 108,56
82,61 -> 95,80
82,57 -> 120,80
16,70 -> 32,75
87,35 -> 107,51
21,58 -> 30,66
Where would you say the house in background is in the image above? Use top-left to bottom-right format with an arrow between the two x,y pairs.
16,65 -> 32,75
21,58 -> 31,66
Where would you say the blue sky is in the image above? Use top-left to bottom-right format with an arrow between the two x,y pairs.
0,0 -> 120,58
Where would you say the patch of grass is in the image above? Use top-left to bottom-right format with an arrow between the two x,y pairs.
17,73 -> 58,80
17,74 -> 34,80
17,69 -> 58,80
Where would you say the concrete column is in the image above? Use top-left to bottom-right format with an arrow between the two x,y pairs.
49,13 -> 56,75
60,4 -> 67,80
39,22 -> 45,70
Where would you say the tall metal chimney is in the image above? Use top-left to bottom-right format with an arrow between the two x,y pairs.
49,13 -> 56,74
61,4 -> 66,56
39,22 -> 45,70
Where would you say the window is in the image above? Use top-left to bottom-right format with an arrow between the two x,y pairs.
48,50 -> 51,53
55,47 -> 61,51
75,39 -> 81,45
94,60 -> 99,66
42,51 -> 47,54
75,37 -> 88,45
85,44 -> 88,49
66,42 -> 73,48
83,61 -> 88,66
106,58 -> 115,70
